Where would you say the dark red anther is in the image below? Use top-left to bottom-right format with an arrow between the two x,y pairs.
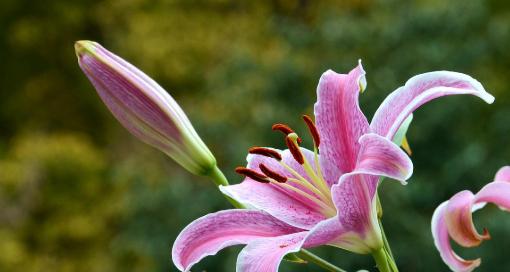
248,147 -> 282,161
259,163 -> 287,183
272,123 -> 302,144
235,167 -> 269,183
302,115 -> 320,147
285,137 -> 304,164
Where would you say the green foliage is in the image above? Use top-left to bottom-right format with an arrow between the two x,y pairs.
1,0 -> 510,271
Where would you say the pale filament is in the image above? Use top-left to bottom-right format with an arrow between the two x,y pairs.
267,178 -> 337,217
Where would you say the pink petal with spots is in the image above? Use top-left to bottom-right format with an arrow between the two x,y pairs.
371,71 -> 494,140
236,216 -> 351,272
330,173 -> 380,248
356,133 -> 413,184
329,134 -> 413,246
171,210 -> 302,271
220,149 -> 327,229
236,232 -> 309,272
314,62 -> 370,185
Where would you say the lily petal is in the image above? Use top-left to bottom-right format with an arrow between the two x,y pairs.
371,71 -> 495,140
327,134 -> 412,249
475,181 -> 510,211
444,191 -> 489,247
495,166 -> 510,182
314,62 -> 370,185
431,202 -> 481,272
236,216 -> 353,272
356,133 -> 413,184
171,210 -> 302,271
330,173 -> 382,252
236,232 -> 308,272
432,167 -> 510,271
220,150 -> 327,229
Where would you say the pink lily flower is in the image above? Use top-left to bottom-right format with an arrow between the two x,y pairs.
172,62 -> 494,272
432,166 -> 510,272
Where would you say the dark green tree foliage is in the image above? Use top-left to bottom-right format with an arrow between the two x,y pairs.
0,0 -> 509,271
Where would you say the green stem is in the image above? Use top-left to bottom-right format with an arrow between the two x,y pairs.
208,166 -> 245,208
209,165 -> 229,186
379,224 -> 399,272
296,250 -> 347,272
372,248 -> 391,272
376,193 -> 398,272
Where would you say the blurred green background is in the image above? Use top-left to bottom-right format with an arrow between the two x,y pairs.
1,0 -> 509,271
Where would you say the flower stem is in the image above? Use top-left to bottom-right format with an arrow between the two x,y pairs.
296,249 -> 347,272
378,227 -> 399,272
209,165 -> 229,186
208,166 -> 245,208
376,193 -> 399,272
372,248 -> 391,272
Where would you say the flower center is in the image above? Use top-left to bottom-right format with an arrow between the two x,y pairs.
236,115 -> 336,217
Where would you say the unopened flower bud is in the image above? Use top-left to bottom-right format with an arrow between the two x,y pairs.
75,41 -> 216,176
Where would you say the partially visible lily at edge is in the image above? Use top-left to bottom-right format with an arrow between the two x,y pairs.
432,166 -> 510,272
172,62 -> 494,271
75,41 -> 222,180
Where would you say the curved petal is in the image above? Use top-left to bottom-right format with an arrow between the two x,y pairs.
330,172 -> 382,251
220,149 -> 327,229
308,216 -> 376,254
171,210 -> 302,271
236,232 -> 308,272
371,71 -> 495,140
431,202 -> 481,272
495,166 -> 510,182
475,181 -> 510,211
236,216 -> 353,271
327,134 -> 412,249
356,133 -> 413,184
444,191 -> 489,247
314,62 -> 370,184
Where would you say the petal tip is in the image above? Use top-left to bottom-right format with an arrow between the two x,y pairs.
482,92 -> 495,104
74,40 -> 98,58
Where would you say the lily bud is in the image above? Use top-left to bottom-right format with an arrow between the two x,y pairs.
75,40 -> 216,176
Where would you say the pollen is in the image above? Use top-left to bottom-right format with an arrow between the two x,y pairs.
259,163 -> 287,183
302,115 -> 320,147
272,123 -> 302,144
235,167 -> 269,183
248,147 -> 282,161
285,134 -> 305,165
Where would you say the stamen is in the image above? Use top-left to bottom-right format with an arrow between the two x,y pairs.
302,115 -> 320,147
272,123 -> 302,143
248,147 -> 282,161
259,163 -> 287,183
235,167 -> 269,183
285,134 -> 304,164
270,180 -> 336,217
287,133 -> 331,198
